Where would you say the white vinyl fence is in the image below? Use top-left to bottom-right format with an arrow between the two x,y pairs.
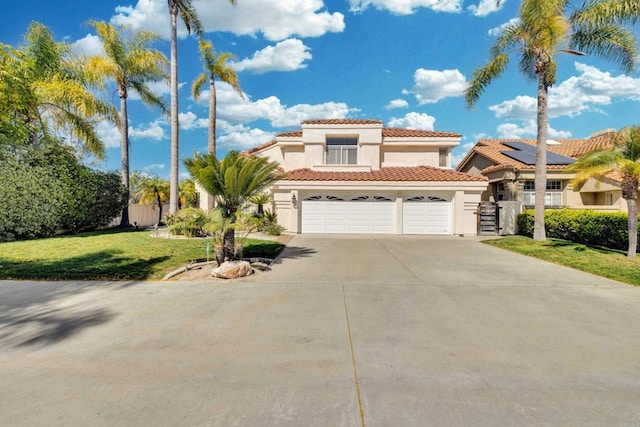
108,204 -> 169,228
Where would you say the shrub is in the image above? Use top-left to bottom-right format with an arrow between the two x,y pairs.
264,223 -> 286,236
0,143 -> 126,240
168,208 -> 208,237
517,209 -> 633,251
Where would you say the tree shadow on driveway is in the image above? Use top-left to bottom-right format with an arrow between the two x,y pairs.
271,246 -> 317,264
0,304 -> 113,348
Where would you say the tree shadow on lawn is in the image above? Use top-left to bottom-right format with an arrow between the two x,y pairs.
0,249 -> 170,281
544,238 -> 628,256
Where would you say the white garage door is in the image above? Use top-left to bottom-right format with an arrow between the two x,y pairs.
301,195 -> 395,234
403,196 -> 452,235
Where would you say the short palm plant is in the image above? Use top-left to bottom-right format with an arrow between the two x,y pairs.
185,151 -> 282,261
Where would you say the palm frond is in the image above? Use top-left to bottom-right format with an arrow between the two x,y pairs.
570,23 -> 637,73
464,53 -> 509,108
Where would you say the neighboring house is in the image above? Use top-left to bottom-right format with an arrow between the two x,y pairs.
243,119 -> 487,235
456,130 -> 624,212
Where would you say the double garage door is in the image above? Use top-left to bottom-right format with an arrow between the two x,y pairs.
301,195 -> 451,235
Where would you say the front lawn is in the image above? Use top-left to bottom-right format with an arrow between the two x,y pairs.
484,235 -> 640,286
0,228 -> 285,281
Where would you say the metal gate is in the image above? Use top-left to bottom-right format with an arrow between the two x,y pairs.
477,202 -> 499,235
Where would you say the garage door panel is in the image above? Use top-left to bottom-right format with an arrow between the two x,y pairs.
403,199 -> 451,235
302,198 -> 395,234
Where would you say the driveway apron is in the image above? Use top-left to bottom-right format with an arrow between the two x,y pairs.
1,235 -> 639,426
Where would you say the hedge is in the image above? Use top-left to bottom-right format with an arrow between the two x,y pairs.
517,209 -> 633,251
0,143 -> 127,241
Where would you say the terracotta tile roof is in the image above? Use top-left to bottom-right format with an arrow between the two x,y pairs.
457,132 -> 617,174
302,119 -> 383,125
247,139 -> 277,154
284,166 -> 487,182
276,130 -> 302,137
382,128 -> 461,138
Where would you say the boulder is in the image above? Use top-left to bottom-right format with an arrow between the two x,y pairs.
212,260 -> 253,279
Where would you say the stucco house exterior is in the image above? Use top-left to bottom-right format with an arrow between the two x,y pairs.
456,130 -> 625,212
239,119 -> 487,235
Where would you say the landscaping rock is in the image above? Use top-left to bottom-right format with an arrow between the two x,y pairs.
212,261 -> 254,279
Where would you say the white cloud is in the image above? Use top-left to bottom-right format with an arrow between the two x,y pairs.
349,0 -> 462,15
179,111 -> 209,130
489,62 -> 640,122
388,112 -> 436,130
217,121 -> 275,151
129,119 -> 166,141
72,34 -> 104,56
496,121 -> 571,139
488,18 -> 520,36
211,83 -> 354,128
468,0 -> 507,17
231,39 -> 312,73
403,68 -> 467,104
385,99 -> 409,110
111,0 -> 345,42
96,121 -> 121,148
144,163 -> 165,170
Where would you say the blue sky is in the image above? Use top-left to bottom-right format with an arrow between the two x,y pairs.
3,0 -> 640,179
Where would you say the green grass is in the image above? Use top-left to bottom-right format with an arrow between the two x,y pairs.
484,235 -> 640,286
0,228 -> 285,281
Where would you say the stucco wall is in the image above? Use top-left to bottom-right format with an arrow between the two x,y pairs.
382,146 -> 439,167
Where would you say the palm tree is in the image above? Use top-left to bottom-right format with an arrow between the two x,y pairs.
465,0 -> 638,241
135,175 -> 170,226
192,39 -> 243,156
86,21 -> 169,227
184,151 -> 282,261
0,22 -> 115,157
569,126 -> 640,257
178,177 -> 199,208
166,0 -> 238,217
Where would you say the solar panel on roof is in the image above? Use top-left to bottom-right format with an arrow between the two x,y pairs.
500,141 -> 575,166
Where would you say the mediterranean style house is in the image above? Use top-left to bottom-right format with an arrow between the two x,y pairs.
455,130 -> 625,212
237,119 -> 488,235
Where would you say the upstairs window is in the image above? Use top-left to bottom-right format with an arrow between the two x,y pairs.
326,137 -> 357,165
439,148 -> 448,167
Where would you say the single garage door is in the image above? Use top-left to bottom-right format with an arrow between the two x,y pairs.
403,196 -> 452,235
301,195 -> 395,234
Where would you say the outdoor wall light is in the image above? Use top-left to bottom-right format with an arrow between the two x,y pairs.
291,194 -> 297,208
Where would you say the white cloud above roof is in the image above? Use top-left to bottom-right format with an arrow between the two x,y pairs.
349,0 -> 462,15
490,62 -> 640,122
403,68 -> 467,104
385,99 -> 409,110
208,82 -> 354,128
231,39 -> 312,74
111,0 -> 345,42
388,112 -> 436,130
496,121 -> 571,139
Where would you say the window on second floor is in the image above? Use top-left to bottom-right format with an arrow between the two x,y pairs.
326,137 -> 357,165
439,148 -> 448,167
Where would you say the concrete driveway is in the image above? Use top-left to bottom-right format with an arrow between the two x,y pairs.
1,235 -> 639,426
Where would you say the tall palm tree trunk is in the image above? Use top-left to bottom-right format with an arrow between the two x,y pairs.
208,76 -> 216,155
119,91 -> 130,227
169,4 -> 179,215
623,176 -> 639,257
534,69 -> 549,241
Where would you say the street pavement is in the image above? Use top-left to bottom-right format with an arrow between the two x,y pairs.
0,235 -> 639,426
